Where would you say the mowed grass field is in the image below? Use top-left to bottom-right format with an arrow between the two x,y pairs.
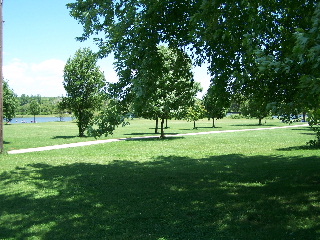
0,118 -> 319,240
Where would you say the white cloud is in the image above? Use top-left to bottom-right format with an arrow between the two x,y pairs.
3,58 -> 66,97
31,59 -> 65,76
3,58 -> 119,97
193,64 -> 211,98
3,57 -> 209,98
97,57 -> 119,83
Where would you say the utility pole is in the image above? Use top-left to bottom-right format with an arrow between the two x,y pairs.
0,0 -> 3,153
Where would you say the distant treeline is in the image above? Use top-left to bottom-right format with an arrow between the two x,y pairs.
16,94 -> 62,115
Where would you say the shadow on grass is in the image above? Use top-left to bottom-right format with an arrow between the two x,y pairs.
290,127 -> 315,136
124,132 -> 157,136
125,132 -> 180,136
179,127 -> 222,131
52,136 -> 80,140
0,154 -> 319,239
231,124 -> 277,127
127,136 -> 185,141
277,145 -> 320,151
198,126 -> 222,129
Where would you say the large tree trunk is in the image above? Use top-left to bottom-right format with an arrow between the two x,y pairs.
77,114 -> 86,137
193,120 -> 196,129
78,124 -> 85,137
160,118 -> 165,138
258,118 -> 262,125
155,118 -> 159,134
165,118 -> 168,129
212,118 -> 215,128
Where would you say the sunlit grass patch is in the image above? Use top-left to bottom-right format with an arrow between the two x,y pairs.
0,118 -> 319,239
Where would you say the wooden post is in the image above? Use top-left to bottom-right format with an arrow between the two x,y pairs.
0,0 -> 4,153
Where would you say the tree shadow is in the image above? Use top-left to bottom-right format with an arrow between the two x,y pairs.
52,136 -> 79,140
124,132 -> 155,136
290,127 -> 315,136
126,136 -> 185,141
277,145 -> 320,151
199,126 -> 222,129
231,124 -> 278,127
180,127 -> 222,130
0,154 -> 319,239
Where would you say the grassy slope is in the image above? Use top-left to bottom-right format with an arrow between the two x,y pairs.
0,118 -> 319,240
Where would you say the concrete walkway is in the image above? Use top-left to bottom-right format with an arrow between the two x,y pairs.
7,124 -> 308,154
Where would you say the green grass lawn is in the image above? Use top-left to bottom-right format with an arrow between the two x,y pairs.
0,118 -> 319,239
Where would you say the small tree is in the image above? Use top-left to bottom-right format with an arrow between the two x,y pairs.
87,99 -> 130,138
29,100 -> 41,123
203,85 -> 227,128
240,99 -> 270,125
185,99 -> 206,129
3,80 -> 18,123
62,48 -> 106,137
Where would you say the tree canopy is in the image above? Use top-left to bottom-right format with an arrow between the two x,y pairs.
29,100 -> 41,123
3,80 -> 18,123
62,48 -> 106,137
131,45 -> 200,137
67,0 -> 320,139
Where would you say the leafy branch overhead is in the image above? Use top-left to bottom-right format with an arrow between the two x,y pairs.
67,0 -> 320,144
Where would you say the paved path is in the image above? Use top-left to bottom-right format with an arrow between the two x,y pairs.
8,124 -> 308,154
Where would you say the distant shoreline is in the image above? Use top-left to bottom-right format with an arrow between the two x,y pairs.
15,114 -> 72,118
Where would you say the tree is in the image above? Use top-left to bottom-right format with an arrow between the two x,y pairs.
185,99 -> 206,129
87,99 -> 130,138
29,100 -> 40,123
67,0 -> 318,132
240,99 -> 270,125
132,45 -> 200,138
62,48 -> 106,137
203,85 -> 228,128
3,80 -> 18,123
293,2 -> 320,146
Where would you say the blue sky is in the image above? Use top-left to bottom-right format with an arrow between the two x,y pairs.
3,0 -> 210,97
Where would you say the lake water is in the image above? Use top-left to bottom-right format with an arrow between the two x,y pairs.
7,116 -> 74,124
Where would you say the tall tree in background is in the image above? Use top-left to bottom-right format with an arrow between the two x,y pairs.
203,85 -> 228,128
133,45 -> 199,138
62,48 -> 106,137
29,100 -> 40,123
3,80 -> 18,123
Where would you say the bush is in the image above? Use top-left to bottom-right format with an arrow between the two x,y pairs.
306,109 -> 320,148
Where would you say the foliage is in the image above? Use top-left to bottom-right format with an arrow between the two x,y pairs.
67,0 -> 319,143
306,109 -> 320,147
203,85 -> 227,128
228,114 -> 243,119
292,2 -> 320,146
184,99 -> 206,129
3,80 -> 18,123
87,99 -> 130,138
62,48 -> 106,137
132,45 -> 200,138
16,95 -> 62,116
240,99 -> 270,125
